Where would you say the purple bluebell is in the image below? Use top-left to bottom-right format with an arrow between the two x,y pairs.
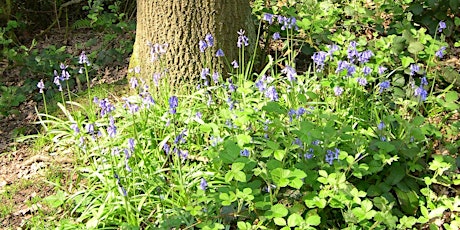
288,109 -> 297,122
304,148 -> 314,159
438,21 -> 446,33
227,97 -> 235,110
37,80 -> 45,93
130,77 -> 138,89
60,63 -> 70,80
70,123 -> 80,134
325,148 -> 340,165
312,140 -> 320,146
79,51 -> 90,66
107,116 -> 116,138
169,96 -> 178,114
174,129 -> 187,144
377,121 -> 385,130
327,44 -> 340,57
212,72 -> 219,84
86,123 -> 95,134
210,136 -> 222,147
205,34 -> 214,47
228,79 -> 237,93
357,77 -> 368,86
293,138 -> 303,148
435,46 -> 446,59
53,70 -> 62,91
199,40 -> 207,52
201,68 -> 210,80
263,13 -> 275,24
346,65 -> 356,76
163,143 -> 170,154
179,149 -> 189,160
141,92 -> 155,108
378,66 -> 387,75
362,66 -> 372,76
134,66 -> 141,74
297,107 -> 306,117
237,29 -> 249,48
312,51 -> 328,70
414,85 -> 428,101
336,60 -> 349,73
333,86 -> 344,96
255,76 -> 267,93
200,178 -> 208,191
421,76 -> 428,86
272,32 -> 281,40
231,60 -> 239,68
409,64 -> 420,76
358,50 -> 374,64
282,65 -> 297,82
128,138 -> 135,152
99,98 -> 115,117
379,81 -> 390,93
216,49 -> 224,57
240,149 -> 250,157
153,73 -> 161,86
265,86 -> 279,101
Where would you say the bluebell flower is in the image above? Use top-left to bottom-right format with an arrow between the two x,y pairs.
304,148 -> 314,159
228,79 -> 237,93
78,51 -> 90,66
86,123 -> 95,134
152,73 -> 161,87
280,16 -> 298,31
282,65 -> 297,82
378,66 -> 387,75
169,96 -> 178,114
414,85 -> 428,101
227,97 -> 235,110
325,148 -> 340,165
130,77 -> 138,89
216,49 -> 224,57
293,138 -> 303,148
297,107 -> 306,117
107,116 -> 117,138
255,76 -> 267,92
421,76 -> 428,86
438,21 -> 446,33
141,92 -> 155,108
346,65 -> 356,76
377,121 -> 385,130
272,32 -> 281,40
265,86 -> 279,101
379,81 -> 390,93
60,63 -> 70,80
112,147 -> 120,156
336,60 -> 349,73
99,98 -> 115,117
174,129 -> 187,144
357,77 -> 368,86
147,42 -> 168,62
263,13 -> 275,24
210,136 -> 222,147
362,66 -> 372,76
312,51 -> 328,70
201,68 -> 210,81
212,72 -> 220,84
409,64 -> 420,76
288,109 -> 297,122
70,123 -> 80,134
134,66 -> 141,74
128,138 -> 135,152
231,60 -> 239,68
240,149 -> 250,157
163,143 -> 170,154
179,149 -> 189,160
200,178 -> 208,191
435,46 -> 446,59
199,40 -> 207,52
205,34 -> 214,47
327,44 -> 340,57
237,29 -> 249,48
37,79 -> 45,93
333,86 -> 344,96
358,50 -> 373,64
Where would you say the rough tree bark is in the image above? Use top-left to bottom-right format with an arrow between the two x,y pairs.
129,0 -> 255,87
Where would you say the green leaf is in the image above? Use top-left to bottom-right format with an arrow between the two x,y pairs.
274,149 -> 286,161
236,134 -> 252,147
385,163 -> 406,185
233,171 -> 247,182
232,162 -> 245,171
220,140 -> 240,164
445,91 -> 459,103
408,41 -> 424,54
274,217 -> 286,226
44,190 -> 66,208
287,213 -> 303,227
271,204 -> 288,218
306,214 -> 321,226
262,102 -> 287,114
394,186 -> 419,215
400,56 -> 415,68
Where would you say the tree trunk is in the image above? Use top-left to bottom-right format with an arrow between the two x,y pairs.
130,0 -> 255,88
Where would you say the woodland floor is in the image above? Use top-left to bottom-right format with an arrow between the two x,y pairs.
0,27 -> 459,228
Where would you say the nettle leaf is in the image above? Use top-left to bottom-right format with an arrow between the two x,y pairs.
305,214 -> 321,226
271,168 -> 290,187
384,163 -> 405,185
236,134 -> 252,147
400,56 -> 414,68
274,149 -> 286,161
408,41 -> 424,54
221,140 -> 240,164
262,102 -> 287,114
274,217 -> 286,226
287,213 -> 303,227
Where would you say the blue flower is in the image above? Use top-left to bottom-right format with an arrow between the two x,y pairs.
107,116 -> 117,138
231,60 -> 239,68
169,96 -> 178,114
435,46 -> 446,59
212,72 -> 220,84
377,121 -> 385,130
70,123 -> 80,134
86,123 -> 95,134
304,148 -> 314,159
336,60 -> 349,73
179,149 -> 189,160
78,51 -> 90,66
205,34 -> 214,47
378,66 -> 387,75
130,77 -> 138,89
327,44 -> 340,57
333,86 -> 344,96
362,66 -> 372,76
293,138 -> 303,148
201,68 -> 210,80
200,178 -> 208,191
379,81 -> 390,93
98,98 -> 115,117
421,76 -> 428,86
288,109 -> 297,122
272,32 -> 281,40
237,29 -> 249,48
199,40 -> 207,52
409,64 -> 420,76
438,21 -> 446,33
325,148 -> 340,165
281,65 -> 297,82
357,77 -> 368,86
255,75 -> 267,92
358,50 -> 374,64
163,143 -> 170,154
414,85 -> 428,101
263,13 -> 275,24
240,149 -> 250,157
37,79 -> 45,93
265,86 -> 279,101
312,51 -> 328,70
141,92 -> 155,108
128,138 -> 135,152
216,49 -> 225,57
